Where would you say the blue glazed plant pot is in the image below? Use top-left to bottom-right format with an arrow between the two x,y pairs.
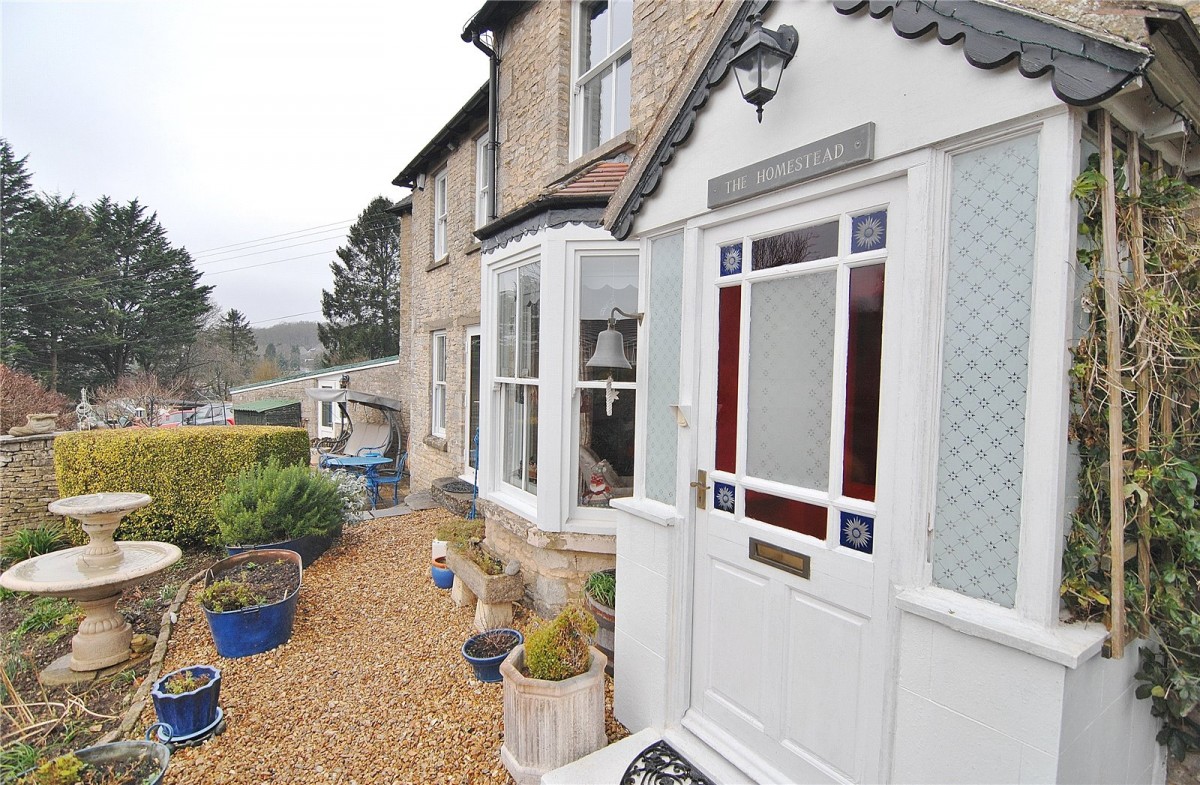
462,628 -> 523,683
151,665 -> 221,740
431,557 -> 454,590
202,549 -> 302,659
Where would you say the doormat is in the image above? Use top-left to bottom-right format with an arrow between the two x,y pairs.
621,740 -> 714,785
441,480 -> 476,494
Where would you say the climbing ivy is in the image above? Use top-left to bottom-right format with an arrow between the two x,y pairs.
1063,153 -> 1200,759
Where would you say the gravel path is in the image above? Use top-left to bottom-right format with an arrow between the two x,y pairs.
141,509 -> 626,784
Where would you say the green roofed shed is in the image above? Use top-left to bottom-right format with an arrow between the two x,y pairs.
232,398 -> 302,427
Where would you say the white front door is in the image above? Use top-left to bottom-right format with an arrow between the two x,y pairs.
687,180 -> 904,783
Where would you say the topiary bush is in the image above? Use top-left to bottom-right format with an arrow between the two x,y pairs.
214,460 -> 344,546
54,426 -> 310,547
523,604 -> 597,681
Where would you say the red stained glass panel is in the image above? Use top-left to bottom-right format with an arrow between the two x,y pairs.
842,264 -> 885,501
745,491 -> 827,539
715,286 -> 741,473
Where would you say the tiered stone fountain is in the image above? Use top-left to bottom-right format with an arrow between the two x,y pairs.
0,492 -> 181,683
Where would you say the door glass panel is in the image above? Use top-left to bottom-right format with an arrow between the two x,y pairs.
842,264 -> 885,501
850,210 -> 887,254
745,490 -> 826,539
751,220 -> 839,270
746,271 -> 837,488
715,285 -> 741,473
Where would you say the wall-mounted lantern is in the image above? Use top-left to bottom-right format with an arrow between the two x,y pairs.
731,17 -> 799,123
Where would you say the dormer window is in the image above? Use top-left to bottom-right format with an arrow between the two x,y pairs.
573,0 -> 632,158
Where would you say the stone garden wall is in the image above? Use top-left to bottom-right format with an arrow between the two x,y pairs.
0,432 -> 60,540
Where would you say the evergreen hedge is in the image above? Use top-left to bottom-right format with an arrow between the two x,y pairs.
54,427 -> 310,547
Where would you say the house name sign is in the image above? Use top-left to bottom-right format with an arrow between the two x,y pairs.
707,123 -> 875,209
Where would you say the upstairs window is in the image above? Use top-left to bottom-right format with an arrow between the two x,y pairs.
475,134 -> 492,230
433,169 -> 448,260
573,0 -> 632,158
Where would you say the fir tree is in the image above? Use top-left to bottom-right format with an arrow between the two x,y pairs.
318,196 -> 402,364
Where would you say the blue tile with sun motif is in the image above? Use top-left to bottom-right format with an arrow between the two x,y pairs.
713,481 -> 736,513
839,511 -> 874,554
850,210 -> 887,254
719,243 -> 743,276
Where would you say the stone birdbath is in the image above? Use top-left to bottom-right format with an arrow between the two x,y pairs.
0,492 -> 181,682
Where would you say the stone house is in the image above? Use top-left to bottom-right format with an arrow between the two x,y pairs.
389,0 -> 718,617
391,86 -> 490,496
389,0 -> 1199,781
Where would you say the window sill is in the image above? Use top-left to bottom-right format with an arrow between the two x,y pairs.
426,256 -> 450,272
895,586 -> 1108,669
561,130 -> 638,184
423,434 -> 448,452
465,240 -> 481,256
610,497 -> 681,528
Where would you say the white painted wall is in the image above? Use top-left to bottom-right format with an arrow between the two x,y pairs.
609,3 -> 1164,782
1058,641 -> 1166,784
612,506 -> 675,732
633,0 -> 1061,233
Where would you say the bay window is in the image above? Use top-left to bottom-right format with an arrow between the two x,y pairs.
576,254 -> 638,510
496,261 -> 540,494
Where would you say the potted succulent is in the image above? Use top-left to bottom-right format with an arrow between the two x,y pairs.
14,740 -> 170,785
582,568 -> 615,675
198,549 -> 302,658
462,627 -> 523,682
150,665 -> 222,742
215,460 -> 346,568
499,604 -> 607,784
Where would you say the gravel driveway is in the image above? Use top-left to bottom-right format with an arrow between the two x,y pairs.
142,508 -> 626,784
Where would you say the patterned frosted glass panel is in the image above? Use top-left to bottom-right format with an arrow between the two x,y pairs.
645,233 -> 683,504
746,271 -> 837,488
932,135 -> 1039,608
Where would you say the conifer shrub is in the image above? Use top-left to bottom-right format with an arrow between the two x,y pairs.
214,460 -> 344,545
54,426 -> 310,547
523,604 -> 597,681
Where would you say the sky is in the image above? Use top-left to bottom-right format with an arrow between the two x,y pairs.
2,0 -> 488,327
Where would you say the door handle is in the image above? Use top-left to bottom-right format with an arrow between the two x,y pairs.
690,470 -> 710,510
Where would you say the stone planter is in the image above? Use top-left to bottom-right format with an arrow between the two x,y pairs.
499,644 -> 608,785
445,548 -> 524,631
